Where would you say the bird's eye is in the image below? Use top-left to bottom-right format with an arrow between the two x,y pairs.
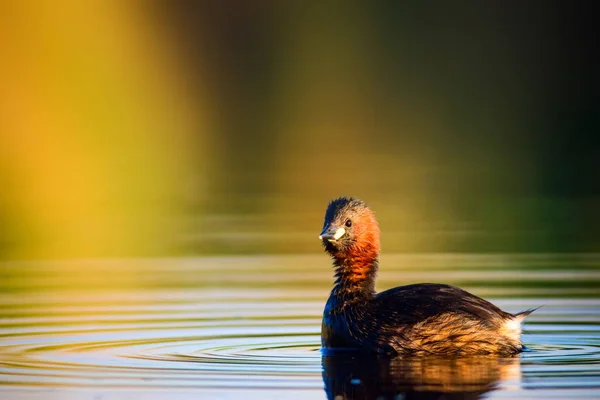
345,219 -> 352,228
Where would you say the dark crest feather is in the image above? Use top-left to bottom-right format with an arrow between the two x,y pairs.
324,197 -> 366,225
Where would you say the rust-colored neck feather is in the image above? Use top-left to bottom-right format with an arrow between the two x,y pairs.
332,210 -> 380,295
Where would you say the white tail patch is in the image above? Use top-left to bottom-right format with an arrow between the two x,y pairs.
500,318 -> 523,342
500,308 -> 537,343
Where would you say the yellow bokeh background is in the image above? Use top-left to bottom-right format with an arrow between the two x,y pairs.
0,1 -> 207,258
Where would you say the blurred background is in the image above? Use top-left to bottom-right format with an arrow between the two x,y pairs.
0,1 -> 598,260
2,5 -> 599,395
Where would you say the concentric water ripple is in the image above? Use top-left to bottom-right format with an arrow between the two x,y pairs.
0,292 -> 325,390
1,255 -> 600,399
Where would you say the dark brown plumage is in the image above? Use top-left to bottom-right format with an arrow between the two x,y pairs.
320,197 -> 534,356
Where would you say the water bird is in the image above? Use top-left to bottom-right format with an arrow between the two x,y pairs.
319,197 -> 535,356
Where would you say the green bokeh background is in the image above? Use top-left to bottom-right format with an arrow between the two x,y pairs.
0,1 -> 598,259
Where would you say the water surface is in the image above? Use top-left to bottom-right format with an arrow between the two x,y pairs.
1,254 -> 599,399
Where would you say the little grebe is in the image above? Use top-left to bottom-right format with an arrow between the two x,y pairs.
320,197 -> 534,356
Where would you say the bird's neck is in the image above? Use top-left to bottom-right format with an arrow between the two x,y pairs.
331,250 -> 378,298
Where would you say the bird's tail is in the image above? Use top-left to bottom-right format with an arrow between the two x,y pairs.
514,306 -> 541,321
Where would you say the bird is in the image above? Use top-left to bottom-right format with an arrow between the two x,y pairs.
319,196 -> 535,356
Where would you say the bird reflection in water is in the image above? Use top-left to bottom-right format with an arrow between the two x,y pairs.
322,351 -> 521,400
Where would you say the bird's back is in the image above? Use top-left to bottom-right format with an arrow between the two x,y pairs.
370,283 -> 528,355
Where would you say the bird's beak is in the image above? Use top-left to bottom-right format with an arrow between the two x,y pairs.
319,225 -> 346,242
